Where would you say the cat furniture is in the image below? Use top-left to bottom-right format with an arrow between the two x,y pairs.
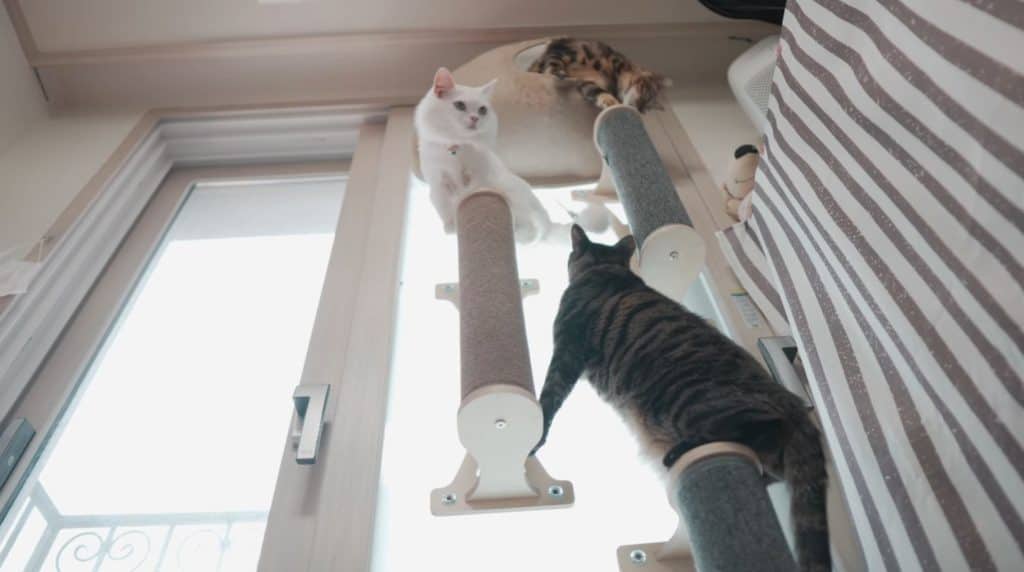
414,39 -> 706,300
429,39 -> 798,572
431,191 -> 574,516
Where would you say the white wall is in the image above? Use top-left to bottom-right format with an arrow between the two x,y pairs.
669,81 -> 761,190
0,3 -> 46,155
0,109 -> 142,254
3,0 -> 143,257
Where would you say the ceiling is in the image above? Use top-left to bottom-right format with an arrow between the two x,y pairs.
18,0 -> 722,52
3,0 -> 775,110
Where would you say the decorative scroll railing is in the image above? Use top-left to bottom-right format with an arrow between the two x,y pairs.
0,486 -> 267,571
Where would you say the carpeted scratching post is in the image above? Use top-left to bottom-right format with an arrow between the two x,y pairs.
618,443 -> 797,572
432,191 -> 573,516
594,105 -> 706,300
456,192 -> 534,400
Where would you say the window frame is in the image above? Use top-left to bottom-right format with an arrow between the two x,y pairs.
0,106 -> 415,572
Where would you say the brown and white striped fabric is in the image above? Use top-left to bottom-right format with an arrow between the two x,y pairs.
748,0 -> 1024,570
716,221 -> 791,335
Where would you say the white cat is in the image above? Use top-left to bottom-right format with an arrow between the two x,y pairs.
415,67 -> 562,244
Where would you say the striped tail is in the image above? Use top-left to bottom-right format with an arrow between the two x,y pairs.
784,419 -> 831,572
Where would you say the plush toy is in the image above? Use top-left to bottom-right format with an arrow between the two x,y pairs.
723,144 -> 761,221
576,201 -> 630,238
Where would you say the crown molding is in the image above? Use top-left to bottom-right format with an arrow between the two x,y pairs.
0,105 -> 389,426
4,0 -> 775,110
4,0 -> 772,68
26,21 -> 772,66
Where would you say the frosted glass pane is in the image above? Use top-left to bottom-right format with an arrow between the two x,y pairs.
372,180 -> 725,572
0,177 -> 344,571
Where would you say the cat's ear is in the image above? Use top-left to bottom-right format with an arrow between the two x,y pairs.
480,78 -> 498,98
570,224 -> 590,252
615,235 -> 637,257
433,67 -> 456,98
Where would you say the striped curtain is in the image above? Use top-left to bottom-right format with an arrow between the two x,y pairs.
750,1 -> 1024,570
717,221 -> 791,335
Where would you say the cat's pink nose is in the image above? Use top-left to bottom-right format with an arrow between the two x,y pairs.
469,115 -> 479,124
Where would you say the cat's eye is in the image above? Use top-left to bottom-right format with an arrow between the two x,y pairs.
478,106 -> 488,116
453,101 -> 467,111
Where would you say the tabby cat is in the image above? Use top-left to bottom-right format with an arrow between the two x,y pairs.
528,38 -> 670,112
533,226 -> 830,572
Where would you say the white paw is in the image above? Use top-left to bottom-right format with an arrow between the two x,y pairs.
597,93 -> 621,109
574,203 -> 611,233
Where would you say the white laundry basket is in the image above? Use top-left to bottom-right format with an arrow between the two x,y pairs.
727,34 -> 780,134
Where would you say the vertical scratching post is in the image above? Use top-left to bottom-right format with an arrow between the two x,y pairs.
594,105 -> 706,300
676,456 -> 796,572
432,191 -> 573,516
457,192 -> 534,399
618,443 -> 797,572
597,109 -> 796,569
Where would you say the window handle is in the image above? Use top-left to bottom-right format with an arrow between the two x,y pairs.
291,384 -> 330,465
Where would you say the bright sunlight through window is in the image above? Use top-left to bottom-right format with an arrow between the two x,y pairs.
0,178 -> 344,572
372,179 -> 724,572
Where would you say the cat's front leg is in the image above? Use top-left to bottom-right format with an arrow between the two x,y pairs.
577,81 -> 621,109
532,343 -> 586,456
429,176 -> 458,234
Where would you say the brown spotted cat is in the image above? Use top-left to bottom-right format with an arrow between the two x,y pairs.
528,37 -> 670,112
533,226 -> 830,572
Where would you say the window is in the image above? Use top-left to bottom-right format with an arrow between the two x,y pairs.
372,179 -> 726,571
0,177 -> 345,571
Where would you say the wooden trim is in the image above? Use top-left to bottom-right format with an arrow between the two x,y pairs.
37,100 -> 389,247
15,19 -> 771,67
6,0 -> 774,109
149,97 -> 417,120
0,160 -> 348,521
44,99 -> 400,239
257,123 -> 385,571
258,109 -> 416,571
0,106 -> 384,436
10,0 -> 775,109
315,108 -> 414,570
0,100 -> 407,316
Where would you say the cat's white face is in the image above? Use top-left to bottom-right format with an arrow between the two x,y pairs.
416,67 -> 498,142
